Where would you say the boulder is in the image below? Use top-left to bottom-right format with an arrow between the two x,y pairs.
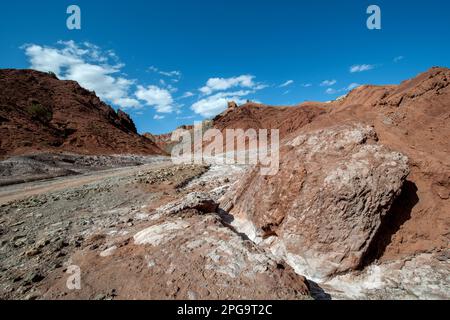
221,124 -> 409,280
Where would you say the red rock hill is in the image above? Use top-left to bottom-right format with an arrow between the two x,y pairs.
0,69 -> 165,158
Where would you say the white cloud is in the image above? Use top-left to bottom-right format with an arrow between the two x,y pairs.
193,74 -> 267,117
181,91 -> 195,98
158,79 -> 178,94
301,83 -> 312,88
149,66 -> 182,79
350,64 -> 375,73
347,83 -> 361,90
167,84 -> 178,93
325,83 -> 361,95
192,96 -> 239,118
279,80 -> 294,88
191,90 -> 253,118
394,56 -> 404,63
199,75 -> 256,95
320,79 -> 337,87
176,115 -> 196,120
135,85 -> 174,113
254,84 -> 269,90
114,97 -> 141,108
23,41 -> 140,109
160,70 -> 181,78
153,115 -> 165,120
24,44 -> 82,77
22,41 -> 185,113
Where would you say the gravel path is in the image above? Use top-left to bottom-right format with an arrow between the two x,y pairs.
0,162 -> 171,205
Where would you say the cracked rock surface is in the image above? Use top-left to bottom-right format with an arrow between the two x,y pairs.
222,124 -> 410,280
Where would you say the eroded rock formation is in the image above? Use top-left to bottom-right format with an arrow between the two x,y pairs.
222,124 -> 410,280
42,197 -> 310,300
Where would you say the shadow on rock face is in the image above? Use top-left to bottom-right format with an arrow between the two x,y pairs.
217,208 -> 235,224
360,180 -> 419,267
216,208 -> 253,242
307,280 -> 332,300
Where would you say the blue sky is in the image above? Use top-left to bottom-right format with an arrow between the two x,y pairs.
1,0 -> 449,134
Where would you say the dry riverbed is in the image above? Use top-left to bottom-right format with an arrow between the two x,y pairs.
1,154 -> 447,300
0,158 -> 213,299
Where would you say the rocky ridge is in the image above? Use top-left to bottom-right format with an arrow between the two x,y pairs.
0,69 -> 165,158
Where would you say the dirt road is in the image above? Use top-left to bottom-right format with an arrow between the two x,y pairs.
0,161 -> 171,206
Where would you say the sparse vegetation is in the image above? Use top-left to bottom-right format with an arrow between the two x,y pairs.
47,71 -> 58,79
26,102 -> 53,124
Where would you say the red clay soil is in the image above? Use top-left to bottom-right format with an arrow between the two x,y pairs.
0,69 -> 165,158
